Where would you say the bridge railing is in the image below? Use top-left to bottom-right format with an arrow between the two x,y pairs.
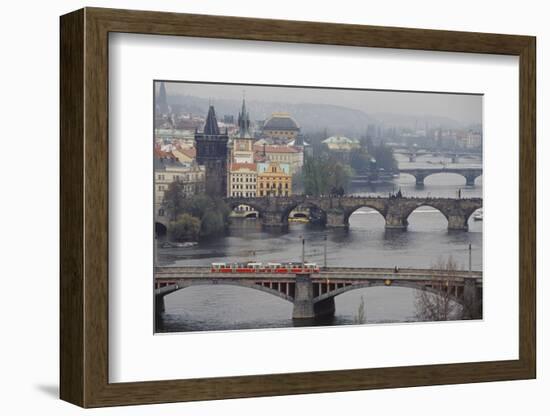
154,266 -> 482,280
225,194 -> 482,201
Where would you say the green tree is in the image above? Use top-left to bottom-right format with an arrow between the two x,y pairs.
326,160 -> 353,194
372,144 -> 398,172
350,149 -> 371,174
163,181 -> 185,221
302,155 -> 352,196
181,193 -> 212,218
200,210 -> 225,238
164,187 -> 231,240
302,155 -> 327,196
168,213 -> 201,242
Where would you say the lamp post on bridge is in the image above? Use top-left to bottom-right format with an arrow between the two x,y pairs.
323,234 -> 328,269
468,243 -> 472,276
301,235 -> 305,265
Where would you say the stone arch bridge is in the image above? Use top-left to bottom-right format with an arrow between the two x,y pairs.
393,148 -> 482,163
399,167 -> 482,186
224,195 -> 482,231
155,266 -> 482,321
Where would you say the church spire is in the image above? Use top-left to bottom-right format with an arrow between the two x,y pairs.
203,105 -> 220,136
238,95 -> 251,138
156,81 -> 170,115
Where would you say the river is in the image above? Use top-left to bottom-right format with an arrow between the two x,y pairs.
157,155 -> 483,332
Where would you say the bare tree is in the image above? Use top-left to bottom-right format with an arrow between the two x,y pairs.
354,296 -> 367,324
414,255 -> 462,321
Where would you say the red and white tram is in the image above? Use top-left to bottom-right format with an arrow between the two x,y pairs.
211,261 -> 320,274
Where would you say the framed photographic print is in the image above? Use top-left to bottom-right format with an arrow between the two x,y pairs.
60,7 -> 536,408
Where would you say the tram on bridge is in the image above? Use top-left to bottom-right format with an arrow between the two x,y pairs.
211,261 -> 320,274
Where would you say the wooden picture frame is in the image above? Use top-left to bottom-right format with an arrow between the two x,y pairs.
60,7 -> 536,408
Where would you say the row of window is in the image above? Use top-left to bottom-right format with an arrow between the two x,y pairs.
231,184 -> 255,190
231,176 -> 256,183
156,173 -> 203,182
258,182 -> 289,189
157,184 -> 205,192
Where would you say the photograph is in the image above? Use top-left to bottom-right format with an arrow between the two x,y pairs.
153,81 -> 483,333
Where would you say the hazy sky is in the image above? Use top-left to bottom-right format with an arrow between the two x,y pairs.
160,81 -> 482,125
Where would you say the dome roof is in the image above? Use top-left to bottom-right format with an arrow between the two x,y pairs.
263,113 -> 300,131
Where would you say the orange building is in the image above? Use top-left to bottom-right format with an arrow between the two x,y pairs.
257,162 -> 292,197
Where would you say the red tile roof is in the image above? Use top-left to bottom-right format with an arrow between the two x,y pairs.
178,147 -> 196,159
230,162 -> 257,171
154,148 -> 175,159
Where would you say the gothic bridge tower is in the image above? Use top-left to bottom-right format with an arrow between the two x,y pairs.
195,105 -> 229,197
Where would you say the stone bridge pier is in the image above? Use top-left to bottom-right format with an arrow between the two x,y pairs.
414,173 -> 427,187
399,168 -> 482,187
447,214 -> 469,231
384,208 -> 409,229
326,210 -> 348,228
292,274 -> 336,319
464,173 -> 478,186
261,210 -> 288,227
292,274 -> 315,318
155,295 -> 165,315
462,278 -> 483,319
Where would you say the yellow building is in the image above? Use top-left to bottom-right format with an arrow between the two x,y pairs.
257,162 -> 292,197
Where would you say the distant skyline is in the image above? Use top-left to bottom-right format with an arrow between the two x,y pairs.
157,81 -> 482,126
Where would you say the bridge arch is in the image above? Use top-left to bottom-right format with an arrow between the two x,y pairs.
403,203 -> 450,231
155,222 -> 167,238
398,171 -> 418,182
422,171 -> 481,186
464,206 -> 483,223
281,200 -> 327,225
161,280 -> 294,304
344,205 -> 387,227
313,281 -> 465,307
231,203 -> 261,219
225,199 -> 266,219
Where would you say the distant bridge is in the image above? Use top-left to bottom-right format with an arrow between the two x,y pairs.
393,148 -> 482,163
223,195 -> 482,230
398,167 -> 483,186
155,266 -> 482,320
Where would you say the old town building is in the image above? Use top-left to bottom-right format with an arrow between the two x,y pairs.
254,144 -> 303,174
154,152 -> 205,218
257,161 -> 292,197
227,162 -> 257,198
